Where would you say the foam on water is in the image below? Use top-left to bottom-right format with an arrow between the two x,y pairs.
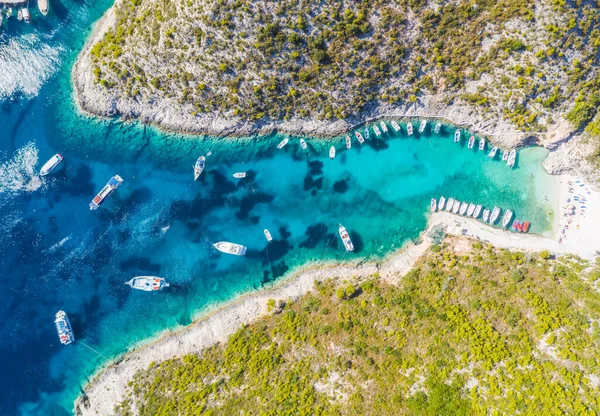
0,141 -> 43,197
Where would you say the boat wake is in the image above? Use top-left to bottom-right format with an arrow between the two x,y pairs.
0,142 -> 43,198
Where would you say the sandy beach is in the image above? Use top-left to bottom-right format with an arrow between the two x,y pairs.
74,172 -> 600,415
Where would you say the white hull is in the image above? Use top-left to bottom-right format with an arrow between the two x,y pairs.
459,202 -> 468,215
213,241 -> 247,256
482,209 -> 490,222
277,138 -> 289,149
466,203 -> 475,216
502,210 -> 513,228
489,207 -> 501,225
431,198 -> 437,212
452,200 -> 460,214
194,156 -> 205,181
438,196 -> 446,211
373,126 -> 381,137
126,276 -> 169,291
40,153 -> 63,176
391,121 -> 400,132
479,138 -> 485,151
467,136 -> 475,149
407,123 -> 413,136
418,120 -> 426,133
329,146 -> 336,159
380,121 -> 388,133
38,0 -> 49,15
454,130 -> 460,142
233,172 -> 246,178
445,198 -> 454,212
355,132 -> 364,144
300,139 -> 307,150
434,122 -> 441,134
339,225 -> 354,252
264,229 -> 273,242
345,136 -> 351,149
489,146 -> 498,158
473,205 -> 482,218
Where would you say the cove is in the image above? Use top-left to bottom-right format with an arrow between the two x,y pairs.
0,3 -> 556,415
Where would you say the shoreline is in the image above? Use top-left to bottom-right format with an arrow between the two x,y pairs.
73,179 -> 600,415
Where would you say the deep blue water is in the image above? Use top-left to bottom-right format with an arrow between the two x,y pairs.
0,3 -> 558,415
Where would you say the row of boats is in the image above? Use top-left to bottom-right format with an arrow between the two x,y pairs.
0,0 -> 49,26
431,196 -> 530,232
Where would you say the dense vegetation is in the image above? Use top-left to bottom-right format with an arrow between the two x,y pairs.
115,241 -> 600,415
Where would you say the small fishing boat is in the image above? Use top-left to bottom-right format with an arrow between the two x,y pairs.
418,120 -> 427,133
467,203 -> 476,217
22,8 -> 30,23
459,201 -> 468,215
38,0 -> 49,15
479,138 -> 485,151
380,121 -> 388,133
213,241 -> 247,256
329,146 -> 336,159
125,276 -> 169,292
345,135 -> 352,149
502,210 -> 513,228
507,149 -> 517,168
373,125 -> 382,137
193,156 -> 205,180
438,196 -> 446,211
445,197 -> 454,212
502,150 -> 509,161
512,221 -> 523,232
473,204 -> 482,218
338,224 -> 354,252
407,122 -> 413,136
300,138 -> 307,150
489,146 -> 498,158
55,310 -> 75,345
355,131 -> 364,144
434,122 -> 441,134
489,207 -> 501,225
452,200 -> 461,214
17,9 -> 22,20
482,209 -> 490,222
431,198 -> 437,212
364,128 -> 370,140
277,138 -> 289,149
89,175 -> 123,210
467,136 -> 475,149
522,221 -> 530,233
454,129 -> 461,142
264,229 -> 273,242
6,8 -> 13,19
40,153 -> 64,176
232,172 -> 246,179
391,120 -> 401,132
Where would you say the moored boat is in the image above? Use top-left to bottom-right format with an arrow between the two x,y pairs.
329,146 -> 336,159
467,136 -> 475,149
193,156 -> 205,180
489,146 -> 498,158
38,0 -> 49,15
6,8 -> 13,19
373,125 -> 381,137
434,122 -> 441,134
438,196 -> 446,211
22,8 -> 30,23
467,203 -> 476,216
345,135 -> 352,149
473,204 -> 482,218
380,121 -> 388,133
364,128 -> 370,140
502,150 -> 509,161
489,207 -> 501,225
213,241 -> 247,256
233,172 -> 246,179
452,200 -> 461,214
512,220 -> 523,232
264,229 -> 273,242
431,198 -> 437,212
125,276 -> 169,292
502,210 -> 513,228
445,197 -> 454,212
522,221 -> 530,233
407,122 -> 413,136
391,120 -> 401,132
459,201 -> 468,215
482,209 -> 490,222
338,224 -> 354,252
454,129 -> 461,142
277,138 -> 289,149
300,138 -> 307,150
418,120 -> 427,133
355,131 -> 364,144
40,153 -> 64,176
17,9 -> 22,20
89,175 -> 123,210
55,310 -> 75,345
479,138 -> 485,151
507,149 -> 517,168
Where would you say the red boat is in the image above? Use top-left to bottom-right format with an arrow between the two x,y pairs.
522,221 -> 530,233
512,221 -> 523,232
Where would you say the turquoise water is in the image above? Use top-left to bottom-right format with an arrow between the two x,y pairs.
0,4 -> 556,415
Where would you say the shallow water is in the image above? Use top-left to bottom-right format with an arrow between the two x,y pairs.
1,4 -> 557,415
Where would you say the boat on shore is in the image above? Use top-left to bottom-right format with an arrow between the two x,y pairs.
434,122 -> 441,134
391,120 -> 401,132
452,200 -> 461,214
454,129 -> 461,142
438,196 -> 446,211
300,138 -> 307,150
338,224 -> 354,252
512,221 -> 523,232
38,0 -> 49,15
522,221 -> 530,233
418,120 -> 427,133
467,136 -> 475,149
193,156 -> 205,180
459,201 -> 468,215
502,150 -> 509,161
277,138 -> 289,149
55,310 -> 75,345
329,146 -> 336,159
213,241 -> 247,256
232,172 -> 246,179
431,198 -> 437,212
445,197 -> 454,212
507,149 -> 517,168
40,153 -> 64,176
489,146 -> 498,158
473,204 -> 482,218
89,175 -> 123,210
125,276 -> 169,292
355,131 -> 364,144
489,207 -> 501,225
22,8 -> 29,23
373,125 -> 381,137
264,229 -> 273,242
502,210 -> 513,228
345,135 -> 352,149
380,121 -> 388,133
479,138 -> 485,151
407,122 -> 413,136
467,203 -> 476,216
482,209 -> 490,222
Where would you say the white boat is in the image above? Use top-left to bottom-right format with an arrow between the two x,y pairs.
232,172 -> 246,179
466,203 -> 476,216
329,146 -> 336,159
482,209 -> 490,222
418,120 -> 427,133
445,197 -> 454,212
373,125 -> 381,137
38,0 -> 49,15
391,121 -> 401,132
277,138 -> 289,149
502,150 -> 509,161
300,138 -> 307,150
489,146 -> 498,158
489,207 -> 501,225
364,128 -> 370,140
89,175 -> 123,210
213,241 -> 247,256
17,9 -> 22,20
434,122 -> 441,134
438,196 -> 446,211
0,15 -> 3,26
467,136 -> 475,149
193,156 -> 205,180
479,138 -> 485,151
380,121 -> 388,133
355,131 -> 364,144
338,224 -> 354,252
125,276 -> 169,292
507,149 -> 517,168
6,8 -> 13,19
345,135 -> 352,149
459,201 -> 468,215
264,229 -> 273,242
473,204 -> 482,218
454,129 -> 461,142
452,200 -> 461,214
502,210 -> 513,227
22,8 -> 30,23
431,198 -> 437,212
40,153 -> 64,176
407,122 -> 413,136
55,311 -> 75,345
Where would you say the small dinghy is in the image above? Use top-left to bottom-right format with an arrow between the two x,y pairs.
431,198 -> 437,212
438,196 -> 446,211
473,204 -> 482,218
479,138 -> 485,151
380,121 -> 388,133
489,146 -> 498,158
482,209 -> 490,222
467,136 -> 475,149
502,150 -> 509,161
277,138 -> 289,149
434,122 -> 441,134
467,203 -> 476,217
445,197 -> 454,212
345,135 -> 352,149
418,120 -> 427,133
264,229 -> 273,242
355,131 -> 365,144
329,146 -> 336,159
233,172 -> 246,179
373,125 -> 382,137
407,122 -> 413,136
459,201 -> 468,215
391,120 -> 401,132
300,138 -> 307,150
454,129 -> 461,142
